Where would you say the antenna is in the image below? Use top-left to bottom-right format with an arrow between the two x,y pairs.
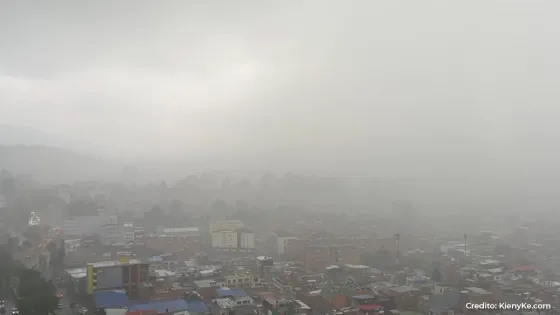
464,233 -> 468,257
395,233 -> 401,265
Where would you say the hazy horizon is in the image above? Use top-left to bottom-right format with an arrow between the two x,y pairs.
2,1 -> 560,177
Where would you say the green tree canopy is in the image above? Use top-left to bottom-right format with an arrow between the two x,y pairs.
0,246 -> 58,315
18,269 -> 58,315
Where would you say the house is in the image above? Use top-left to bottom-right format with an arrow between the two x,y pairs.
127,298 -> 189,314
193,279 -> 225,300
379,286 -> 420,311
419,290 -> 461,315
272,230 -> 298,255
216,289 -> 254,306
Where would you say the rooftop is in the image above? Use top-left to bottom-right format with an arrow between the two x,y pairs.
90,259 -> 142,268
194,279 -> 223,288
210,220 -> 245,232
390,286 -> 419,294
273,230 -> 295,238
162,227 -> 199,234
65,267 -> 87,279
345,264 -> 370,269
294,300 -> 311,310
466,287 -> 492,295
214,298 -> 236,309
185,300 -> 210,313
217,289 -> 248,298
128,299 -> 188,313
256,256 -> 272,261
93,290 -> 129,309
480,259 -> 501,265
153,269 -> 175,278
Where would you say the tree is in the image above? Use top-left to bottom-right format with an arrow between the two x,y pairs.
18,269 -> 58,315
362,247 -> 394,268
0,246 -> 17,291
432,267 -> 443,282
23,226 -> 41,241
0,176 -> 16,197
22,240 -> 32,250
6,237 -> 20,254
211,199 -> 228,213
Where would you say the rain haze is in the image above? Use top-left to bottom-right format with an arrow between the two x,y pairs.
2,3 -> 560,311
1,1 -> 559,177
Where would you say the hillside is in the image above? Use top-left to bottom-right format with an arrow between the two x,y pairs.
0,145 -> 120,183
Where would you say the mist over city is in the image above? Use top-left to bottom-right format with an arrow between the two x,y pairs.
1,1 -> 560,315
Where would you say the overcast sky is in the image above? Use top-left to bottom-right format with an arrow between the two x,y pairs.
1,1 -> 560,176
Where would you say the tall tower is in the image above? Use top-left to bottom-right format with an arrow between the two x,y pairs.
395,233 -> 401,265
463,233 -> 468,256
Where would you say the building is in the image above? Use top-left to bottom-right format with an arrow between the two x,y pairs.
63,215 -> 108,237
86,259 -> 150,299
194,279 -> 226,300
272,230 -> 298,255
145,227 -> 200,254
379,286 -> 420,311
211,220 -> 255,252
256,256 -> 274,277
285,239 -> 310,261
212,289 -> 256,315
210,220 -> 245,232
224,273 -> 262,289
304,245 -> 362,271
102,216 -> 121,245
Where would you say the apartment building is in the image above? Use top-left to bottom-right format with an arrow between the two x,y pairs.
303,245 -> 361,271
211,220 -> 255,251
86,258 -> 149,299
145,227 -> 200,254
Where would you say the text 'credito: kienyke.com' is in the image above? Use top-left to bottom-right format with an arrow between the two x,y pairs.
465,302 -> 552,311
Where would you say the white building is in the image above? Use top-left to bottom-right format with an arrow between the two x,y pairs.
211,229 -> 255,251
272,230 -> 297,255
212,231 -> 238,249
223,274 -> 262,289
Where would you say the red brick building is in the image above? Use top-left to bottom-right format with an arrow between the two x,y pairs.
303,245 -> 362,271
286,238 -> 310,261
145,227 -> 200,254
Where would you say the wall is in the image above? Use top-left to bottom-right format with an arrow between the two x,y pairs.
96,266 -> 124,290
277,236 -> 297,255
239,232 -> 255,249
286,239 -> 310,261
87,265 -> 94,293
212,231 -> 238,248
304,246 -> 333,272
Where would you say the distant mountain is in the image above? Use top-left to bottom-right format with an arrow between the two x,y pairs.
0,124 -> 63,146
0,145 -> 120,183
0,124 -> 112,156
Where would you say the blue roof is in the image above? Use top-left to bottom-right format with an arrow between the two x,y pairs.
352,294 -> 375,300
217,289 -> 248,298
93,290 -> 129,309
128,299 -> 189,313
150,255 -> 163,262
185,300 -> 210,313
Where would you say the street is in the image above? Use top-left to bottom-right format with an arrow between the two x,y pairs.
1,299 -> 16,315
14,227 -> 61,270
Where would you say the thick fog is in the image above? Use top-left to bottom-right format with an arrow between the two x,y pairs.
2,1 -> 560,176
